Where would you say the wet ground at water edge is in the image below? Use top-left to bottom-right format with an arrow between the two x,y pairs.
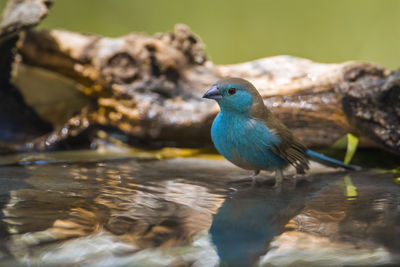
0,150 -> 399,266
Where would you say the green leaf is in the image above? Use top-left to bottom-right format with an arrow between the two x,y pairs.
344,175 -> 358,199
344,133 -> 359,164
331,135 -> 348,149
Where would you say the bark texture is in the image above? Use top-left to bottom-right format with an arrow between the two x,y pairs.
0,0 -> 53,152
1,0 -> 399,154
17,27 -> 400,153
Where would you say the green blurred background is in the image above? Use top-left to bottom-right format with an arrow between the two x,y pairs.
2,0 -> 400,69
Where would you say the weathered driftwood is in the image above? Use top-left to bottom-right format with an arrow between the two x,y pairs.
0,0 -> 399,153
14,26 -> 400,154
0,0 -> 53,152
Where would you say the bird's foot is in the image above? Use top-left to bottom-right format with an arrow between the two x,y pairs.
227,177 -> 254,185
250,170 -> 260,187
275,174 -> 300,191
228,170 -> 261,186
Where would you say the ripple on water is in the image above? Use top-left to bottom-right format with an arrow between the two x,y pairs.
0,157 -> 399,266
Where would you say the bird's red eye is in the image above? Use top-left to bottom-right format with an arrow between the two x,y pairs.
228,87 -> 236,95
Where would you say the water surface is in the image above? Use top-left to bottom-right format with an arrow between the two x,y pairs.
0,153 -> 399,266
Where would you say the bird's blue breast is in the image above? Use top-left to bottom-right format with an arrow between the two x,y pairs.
211,111 -> 288,171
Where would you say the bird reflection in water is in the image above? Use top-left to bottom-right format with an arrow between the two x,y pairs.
2,159 -> 400,266
210,171 -> 400,266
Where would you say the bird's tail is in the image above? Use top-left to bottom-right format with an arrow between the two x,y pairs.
306,150 -> 361,171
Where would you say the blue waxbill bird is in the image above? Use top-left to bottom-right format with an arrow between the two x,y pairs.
203,77 -> 358,187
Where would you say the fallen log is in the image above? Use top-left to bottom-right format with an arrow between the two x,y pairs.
15,26 -> 400,153
0,0 -> 53,151
0,0 -> 399,154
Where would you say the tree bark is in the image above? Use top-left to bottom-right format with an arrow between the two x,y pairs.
0,0 -> 53,152
16,26 -> 400,153
1,0 -> 399,154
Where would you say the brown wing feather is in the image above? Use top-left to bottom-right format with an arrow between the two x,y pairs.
266,115 -> 309,174
265,118 -> 309,174
250,104 -> 309,174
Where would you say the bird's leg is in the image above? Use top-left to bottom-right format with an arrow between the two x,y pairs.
227,170 -> 260,185
250,170 -> 260,187
274,169 -> 284,188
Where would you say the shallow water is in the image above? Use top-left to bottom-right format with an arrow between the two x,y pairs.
0,153 -> 399,266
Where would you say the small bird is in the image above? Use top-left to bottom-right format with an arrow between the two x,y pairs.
203,77 -> 358,187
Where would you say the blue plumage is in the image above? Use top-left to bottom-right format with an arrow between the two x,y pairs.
212,111 -> 287,172
306,150 -> 359,170
203,77 -> 358,187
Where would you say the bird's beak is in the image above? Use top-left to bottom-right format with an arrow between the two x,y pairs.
203,85 -> 222,100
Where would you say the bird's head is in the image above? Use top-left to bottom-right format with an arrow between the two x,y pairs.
203,77 -> 265,114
